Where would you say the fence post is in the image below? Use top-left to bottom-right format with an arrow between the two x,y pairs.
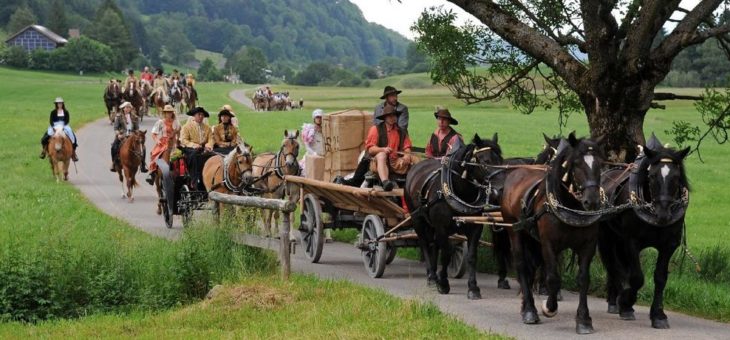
280,212 -> 291,280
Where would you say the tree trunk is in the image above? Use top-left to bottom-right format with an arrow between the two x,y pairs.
582,93 -> 648,163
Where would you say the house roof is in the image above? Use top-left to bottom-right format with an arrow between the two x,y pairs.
4,24 -> 68,45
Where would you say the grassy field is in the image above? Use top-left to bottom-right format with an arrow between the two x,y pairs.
0,66 -> 501,337
195,49 -> 227,69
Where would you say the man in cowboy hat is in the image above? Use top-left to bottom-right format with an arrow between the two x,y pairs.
373,85 -> 409,130
365,104 -> 418,191
180,107 -> 215,190
110,101 -> 147,172
211,108 -> 240,154
425,106 -> 463,159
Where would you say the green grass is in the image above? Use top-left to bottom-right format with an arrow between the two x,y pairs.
0,275 -> 502,339
195,49 -> 227,69
0,66 -> 502,335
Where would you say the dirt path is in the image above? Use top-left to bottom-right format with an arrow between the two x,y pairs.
229,89 -> 256,110
72,117 -> 730,339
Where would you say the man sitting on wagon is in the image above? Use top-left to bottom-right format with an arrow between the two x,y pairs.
365,104 -> 419,191
425,106 -> 463,159
211,108 -> 240,154
180,107 -> 215,190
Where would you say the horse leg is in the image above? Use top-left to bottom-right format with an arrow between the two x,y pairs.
617,242 -> 643,321
650,243 -> 680,329
492,228 -> 512,289
575,239 -> 597,334
261,209 -> 272,237
435,230 -> 452,295
540,242 -> 561,318
119,169 -> 126,198
598,225 -> 623,314
513,232 -> 540,324
466,223 -> 484,300
413,219 -> 438,286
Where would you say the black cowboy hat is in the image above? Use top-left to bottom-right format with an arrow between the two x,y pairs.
218,109 -> 235,118
375,104 -> 400,120
379,85 -> 402,99
186,107 -> 210,117
434,107 -> 458,125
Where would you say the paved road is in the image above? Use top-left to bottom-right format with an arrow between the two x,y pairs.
73,114 -> 730,339
229,88 -> 256,110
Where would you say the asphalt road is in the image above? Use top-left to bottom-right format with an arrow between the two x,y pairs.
71,95 -> 730,339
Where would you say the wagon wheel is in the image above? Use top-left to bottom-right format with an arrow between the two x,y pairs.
360,215 -> 387,278
158,160 -> 175,229
385,245 -> 397,264
180,184 -> 193,227
448,240 -> 468,279
300,194 -> 324,263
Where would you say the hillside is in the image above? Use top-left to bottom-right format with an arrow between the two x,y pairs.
2,0 -> 409,67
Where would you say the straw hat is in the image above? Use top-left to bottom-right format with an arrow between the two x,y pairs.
119,101 -> 132,109
163,104 -> 175,112
54,97 -> 64,103
221,104 -> 235,114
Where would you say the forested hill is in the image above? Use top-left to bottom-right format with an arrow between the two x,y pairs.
1,0 -> 409,67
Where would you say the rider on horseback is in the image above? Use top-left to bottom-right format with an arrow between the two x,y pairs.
123,69 -> 137,93
40,97 -> 78,162
150,69 -> 169,103
110,101 -> 148,173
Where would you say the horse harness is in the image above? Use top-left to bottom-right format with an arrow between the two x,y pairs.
253,144 -> 302,195
208,152 -> 259,195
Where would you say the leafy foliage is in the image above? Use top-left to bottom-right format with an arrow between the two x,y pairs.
197,58 -> 223,81
668,88 -> 730,161
227,47 -> 268,84
5,5 -> 36,34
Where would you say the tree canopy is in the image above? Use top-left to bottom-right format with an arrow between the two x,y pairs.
414,1 -> 730,161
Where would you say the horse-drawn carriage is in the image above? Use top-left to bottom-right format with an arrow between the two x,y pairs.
155,153 -> 210,228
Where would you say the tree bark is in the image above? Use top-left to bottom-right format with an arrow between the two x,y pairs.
583,91 -> 647,163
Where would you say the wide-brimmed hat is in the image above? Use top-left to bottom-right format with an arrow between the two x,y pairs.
54,97 -> 64,103
379,85 -> 402,99
434,106 -> 458,125
119,101 -> 133,109
375,104 -> 399,120
221,104 -> 235,114
163,104 -> 175,113
187,106 -> 209,117
218,109 -> 235,118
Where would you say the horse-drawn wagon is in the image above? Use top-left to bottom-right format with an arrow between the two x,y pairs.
155,155 -> 210,228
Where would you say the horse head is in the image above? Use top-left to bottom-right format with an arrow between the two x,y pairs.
107,80 -> 121,98
551,131 -> 606,211
536,133 -> 561,164
640,135 -> 690,225
467,132 -> 504,182
133,129 -> 147,148
228,144 -> 255,186
280,130 -> 300,167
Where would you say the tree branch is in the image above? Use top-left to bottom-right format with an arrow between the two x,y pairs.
622,0 -> 682,74
447,0 -> 587,94
652,0 -> 724,63
654,92 -> 704,101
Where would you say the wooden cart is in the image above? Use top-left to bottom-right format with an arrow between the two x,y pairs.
285,175 -> 471,279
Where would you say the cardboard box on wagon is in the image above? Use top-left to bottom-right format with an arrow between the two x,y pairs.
321,109 -> 373,182
304,154 -> 324,181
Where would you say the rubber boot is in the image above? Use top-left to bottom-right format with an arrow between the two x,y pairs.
145,172 -> 156,185
72,146 -> 79,162
140,161 -> 149,173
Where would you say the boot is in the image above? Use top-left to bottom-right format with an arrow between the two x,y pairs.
72,149 -> 79,162
110,161 -> 116,172
140,161 -> 149,173
145,172 -> 156,185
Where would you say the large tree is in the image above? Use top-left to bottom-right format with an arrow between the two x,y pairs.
6,5 -> 36,34
414,1 -> 730,162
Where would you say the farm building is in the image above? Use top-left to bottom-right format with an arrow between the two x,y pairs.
4,25 -> 67,52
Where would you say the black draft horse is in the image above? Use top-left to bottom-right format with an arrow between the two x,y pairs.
404,133 -> 503,299
599,134 -> 690,329
500,132 -> 605,334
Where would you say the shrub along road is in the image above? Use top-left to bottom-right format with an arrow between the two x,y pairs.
75,115 -> 730,339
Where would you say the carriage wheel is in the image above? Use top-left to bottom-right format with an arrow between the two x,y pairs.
448,240 -> 468,279
360,215 -> 388,278
159,175 -> 173,229
180,185 -> 193,227
301,194 -> 324,263
385,245 -> 398,264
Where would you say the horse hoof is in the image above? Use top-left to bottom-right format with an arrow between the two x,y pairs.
427,278 -> 438,287
467,289 -> 481,300
620,311 -> 635,320
607,304 -> 619,314
541,300 -> 557,318
522,310 -> 540,324
651,318 -> 670,329
497,279 -> 511,290
437,281 -> 450,295
576,322 -> 594,334
557,291 -> 563,301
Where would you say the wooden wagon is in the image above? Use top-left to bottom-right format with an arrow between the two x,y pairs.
285,175 -> 472,278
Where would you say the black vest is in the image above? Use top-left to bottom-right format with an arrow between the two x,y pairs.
429,129 -> 459,157
376,123 -> 406,150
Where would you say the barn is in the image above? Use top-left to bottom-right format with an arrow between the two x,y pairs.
4,25 -> 67,52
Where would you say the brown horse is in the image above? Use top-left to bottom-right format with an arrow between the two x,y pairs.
500,132 -> 605,334
151,87 -> 167,118
115,130 -> 147,203
104,80 -> 121,123
122,82 -> 145,121
202,144 -> 255,216
182,85 -> 197,113
169,80 -> 184,114
252,130 -> 300,237
47,126 -> 74,182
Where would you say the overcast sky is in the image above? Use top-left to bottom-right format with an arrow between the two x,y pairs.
349,0 -> 704,40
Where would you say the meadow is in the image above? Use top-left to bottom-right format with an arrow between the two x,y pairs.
0,66 -> 496,337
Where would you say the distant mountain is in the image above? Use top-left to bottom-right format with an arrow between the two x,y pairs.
1,0 -> 409,67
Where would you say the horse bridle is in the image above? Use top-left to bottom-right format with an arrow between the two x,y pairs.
273,138 -> 300,179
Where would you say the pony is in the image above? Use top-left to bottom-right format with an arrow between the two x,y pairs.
404,133 -> 503,299
47,124 -> 74,182
169,80 -> 183,114
598,134 -> 690,329
115,130 -> 147,203
202,144 -> 255,216
500,132 -> 605,334
252,130 -> 301,237
182,84 -> 197,113
122,81 -> 145,121
104,79 -> 122,122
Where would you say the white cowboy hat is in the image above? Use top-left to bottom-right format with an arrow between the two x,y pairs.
119,101 -> 132,109
54,97 -> 64,103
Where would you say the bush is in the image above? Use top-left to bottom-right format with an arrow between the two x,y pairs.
28,49 -> 53,70
4,46 -> 28,68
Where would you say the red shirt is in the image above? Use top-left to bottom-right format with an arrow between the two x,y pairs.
365,124 -> 412,160
140,71 -> 153,82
